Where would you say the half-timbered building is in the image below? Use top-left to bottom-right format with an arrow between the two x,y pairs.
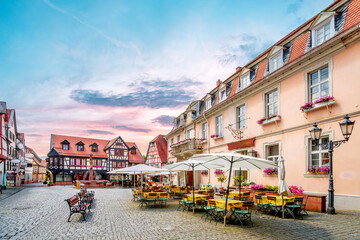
47,134 -> 144,184
145,135 -> 168,168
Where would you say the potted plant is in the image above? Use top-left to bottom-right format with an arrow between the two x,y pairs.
263,168 -> 278,175
257,115 -> 281,125
200,170 -> 208,176
314,95 -> 334,104
307,166 -> 329,174
233,175 -> 243,185
300,102 -> 315,111
250,184 -> 266,191
288,185 -> 304,195
214,169 -> 224,175
217,175 -> 227,187
210,134 -> 219,139
47,181 -> 54,186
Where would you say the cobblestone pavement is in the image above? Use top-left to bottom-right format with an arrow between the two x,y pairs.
0,187 -> 24,201
0,186 -> 359,240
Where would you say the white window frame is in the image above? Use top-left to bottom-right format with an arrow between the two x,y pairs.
218,88 -> 226,102
263,141 -> 281,164
239,72 -> 251,91
303,59 -> 333,103
186,128 -> 194,139
264,88 -> 279,118
269,50 -> 283,73
215,115 -> 223,137
236,104 -> 246,130
202,122 -> 208,139
205,98 -> 212,111
304,130 -> 333,173
312,17 -> 335,47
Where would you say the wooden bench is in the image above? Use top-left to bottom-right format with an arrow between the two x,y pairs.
65,195 -> 90,222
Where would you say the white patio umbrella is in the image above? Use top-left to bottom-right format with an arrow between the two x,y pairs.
113,164 -> 169,194
191,152 -> 278,225
11,159 -> 21,163
165,159 -> 223,212
278,157 -> 289,218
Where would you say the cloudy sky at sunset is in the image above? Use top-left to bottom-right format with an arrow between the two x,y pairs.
0,0 -> 332,156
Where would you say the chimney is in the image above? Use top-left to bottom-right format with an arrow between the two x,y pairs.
216,79 -> 222,87
236,66 -> 242,72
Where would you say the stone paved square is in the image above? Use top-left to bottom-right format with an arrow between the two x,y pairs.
0,186 -> 359,240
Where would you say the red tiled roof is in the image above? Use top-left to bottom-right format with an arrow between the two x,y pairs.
4,109 -> 11,124
254,60 -> 268,84
104,137 -> 118,150
152,135 -> 168,163
288,31 -> 310,63
342,0 -> 360,32
126,142 -> 145,163
51,134 -> 109,158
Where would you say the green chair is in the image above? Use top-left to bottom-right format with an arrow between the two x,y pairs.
232,202 -> 254,226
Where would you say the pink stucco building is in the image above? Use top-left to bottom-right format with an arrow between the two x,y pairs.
166,0 -> 360,210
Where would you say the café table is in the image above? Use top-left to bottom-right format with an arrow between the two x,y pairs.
143,192 -> 170,199
261,195 -> 295,206
212,198 -> 244,211
185,194 -> 209,202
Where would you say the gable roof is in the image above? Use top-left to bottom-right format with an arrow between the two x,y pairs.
26,146 -> 46,167
51,134 -> 109,158
126,142 -> 145,163
147,134 -> 168,164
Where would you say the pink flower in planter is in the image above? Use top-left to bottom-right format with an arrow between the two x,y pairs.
263,168 -> 278,175
289,185 -> 304,194
214,169 -> 224,175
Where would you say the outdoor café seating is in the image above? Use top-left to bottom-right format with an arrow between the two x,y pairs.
230,201 -> 254,226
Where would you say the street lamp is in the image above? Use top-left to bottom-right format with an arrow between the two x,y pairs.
309,114 -> 355,214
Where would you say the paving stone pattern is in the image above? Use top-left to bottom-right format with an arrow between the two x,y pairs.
0,186 -> 359,239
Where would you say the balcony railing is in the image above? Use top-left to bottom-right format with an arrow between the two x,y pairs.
170,138 -> 203,159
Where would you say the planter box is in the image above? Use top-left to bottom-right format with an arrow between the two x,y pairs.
261,116 -> 281,125
302,100 -> 335,113
305,194 -> 327,213
288,193 -> 327,213
263,174 -> 278,177
304,174 -> 329,178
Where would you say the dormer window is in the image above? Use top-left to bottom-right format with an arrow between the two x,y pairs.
130,147 -> 136,155
239,71 -> 251,91
311,12 -> 335,48
269,50 -> 283,73
219,88 -> 226,102
61,140 -> 69,151
76,141 -> 84,151
90,143 -> 98,152
205,98 -> 212,110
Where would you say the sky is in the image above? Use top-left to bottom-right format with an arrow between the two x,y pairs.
0,0 -> 332,157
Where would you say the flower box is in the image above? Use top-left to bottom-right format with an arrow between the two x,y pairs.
210,134 -> 219,139
214,169 -> 224,175
300,96 -> 335,112
289,185 -> 304,194
258,115 -> 281,125
307,166 -> 329,174
200,170 -> 208,175
263,168 -> 278,175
